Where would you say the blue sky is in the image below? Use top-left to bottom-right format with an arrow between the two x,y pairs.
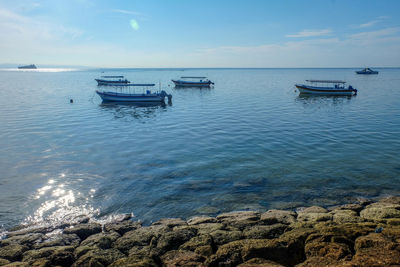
0,0 -> 399,67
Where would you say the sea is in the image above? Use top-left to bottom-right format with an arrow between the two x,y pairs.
0,68 -> 399,231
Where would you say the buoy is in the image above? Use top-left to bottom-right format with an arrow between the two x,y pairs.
70,99 -> 73,103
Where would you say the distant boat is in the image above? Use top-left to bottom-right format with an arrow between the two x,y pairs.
95,75 -> 130,85
295,80 -> 358,96
18,64 -> 37,69
356,68 -> 378,75
96,83 -> 172,103
172,76 -> 214,87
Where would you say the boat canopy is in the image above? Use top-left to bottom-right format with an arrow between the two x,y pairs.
111,83 -> 155,87
306,80 -> 346,84
101,76 -> 125,78
181,76 -> 207,79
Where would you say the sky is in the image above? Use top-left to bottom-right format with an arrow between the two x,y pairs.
0,0 -> 399,68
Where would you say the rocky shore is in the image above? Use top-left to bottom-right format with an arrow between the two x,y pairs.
1,196 -> 400,266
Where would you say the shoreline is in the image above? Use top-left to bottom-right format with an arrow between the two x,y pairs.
0,196 -> 399,266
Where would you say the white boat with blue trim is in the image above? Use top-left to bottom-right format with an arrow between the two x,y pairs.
96,83 -> 172,103
95,75 -> 130,85
295,80 -> 357,96
172,76 -> 214,87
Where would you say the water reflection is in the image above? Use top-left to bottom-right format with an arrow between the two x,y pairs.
99,102 -> 169,120
25,175 -> 99,228
295,94 -> 354,106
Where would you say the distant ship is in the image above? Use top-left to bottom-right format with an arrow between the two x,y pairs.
18,64 -> 37,69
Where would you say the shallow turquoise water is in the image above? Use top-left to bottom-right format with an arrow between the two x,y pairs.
0,68 -> 399,229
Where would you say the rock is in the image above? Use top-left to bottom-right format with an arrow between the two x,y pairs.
74,246 -> 93,259
187,216 -> 217,225
244,224 -> 287,240
330,209 -> 362,223
0,258 -> 10,265
151,218 -> 187,228
209,230 -> 243,246
297,213 -> 332,223
378,196 -> 400,205
298,206 -> 328,214
297,208 -> 332,223
179,234 -> 215,256
305,240 -> 352,260
364,201 -> 400,209
0,244 -> 29,261
73,248 -> 125,267
296,256 -> 349,267
113,225 -> 170,254
360,206 -> 400,221
50,247 -> 75,267
128,245 -> 154,257
156,227 -> 197,253
209,238 -> 305,267
6,227 -> 52,237
217,211 -> 260,230
328,203 -> 364,213
104,221 -> 141,235
22,246 -> 74,266
63,223 -> 102,240
33,233 -> 81,249
0,233 -> 44,248
108,255 -> 159,267
237,258 -> 285,267
195,223 -> 225,235
80,231 -> 120,249
1,262 -> 30,267
350,232 -> 400,266
160,250 -> 205,267
179,234 -> 214,251
386,218 -> 400,226
260,210 -> 297,225
30,258 -> 51,267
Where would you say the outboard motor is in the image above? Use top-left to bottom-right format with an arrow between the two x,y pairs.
349,86 -> 357,95
160,90 -> 172,103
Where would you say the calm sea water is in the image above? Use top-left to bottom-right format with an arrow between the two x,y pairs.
0,68 -> 400,230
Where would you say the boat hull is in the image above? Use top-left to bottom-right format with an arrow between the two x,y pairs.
295,85 -> 356,96
172,80 -> 212,87
96,91 -> 165,102
18,64 -> 37,69
356,71 -> 378,74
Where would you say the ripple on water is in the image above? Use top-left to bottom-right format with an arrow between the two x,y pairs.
0,68 -> 400,228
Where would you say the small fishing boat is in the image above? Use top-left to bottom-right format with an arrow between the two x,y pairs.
18,64 -> 37,69
96,83 -> 172,103
95,76 -> 130,85
356,68 -> 378,74
172,76 -> 214,87
295,80 -> 357,96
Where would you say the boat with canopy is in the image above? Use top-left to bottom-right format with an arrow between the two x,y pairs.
96,83 -> 172,103
295,80 -> 358,96
95,76 -> 130,85
172,76 -> 214,87
356,68 -> 378,75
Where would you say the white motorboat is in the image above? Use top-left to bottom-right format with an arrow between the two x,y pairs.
295,80 -> 358,96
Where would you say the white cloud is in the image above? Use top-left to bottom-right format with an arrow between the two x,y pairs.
349,27 -> 400,41
353,16 -> 390,29
358,20 -> 380,28
190,28 -> 400,68
113,9 -> 143,16
286,29 -> 332,38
